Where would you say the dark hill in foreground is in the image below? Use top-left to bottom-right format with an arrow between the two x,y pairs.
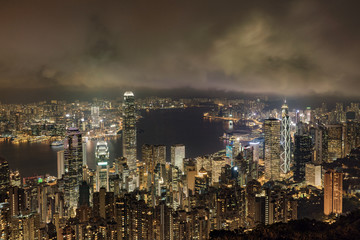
210,210 -> 360,240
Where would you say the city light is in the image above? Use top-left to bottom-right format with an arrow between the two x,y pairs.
0,1 -> 359,238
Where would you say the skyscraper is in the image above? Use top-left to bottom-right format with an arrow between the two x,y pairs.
264,118 -> 281,181
293,134 -> 312,182
280,101 -> 291,174
0,157 -> 9,202
249,142 -> 260,163
244,145 -> 258,181
122,91 -> 137,171
305,163 -> 322,187
263,185 -> 297,225
142,144 -> 166,174
324,170 -> 343,215
304,107 -> 312,123
153,145 -> 166,165
142,144 -> 153,171
327,124 -> 344,161
312,125 -> 328,164
82,142 -> 87,166
171,144 -> 185,173
0,202 -> 10,239
211,156 -> 226,184
95,141 -> 110,191
345,120 -> 360,156
91,106 -> 100,129
64,128 -> 83,217
57,150 -> 64,179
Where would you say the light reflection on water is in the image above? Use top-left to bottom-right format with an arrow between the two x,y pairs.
0,107 -> 227,177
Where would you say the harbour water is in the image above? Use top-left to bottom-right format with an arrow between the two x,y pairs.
0,108 -> 227,177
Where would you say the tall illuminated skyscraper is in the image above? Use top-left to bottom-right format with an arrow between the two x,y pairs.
91,106 -> 100,129
95,141 -> 110,191
264,118 -> 281,181
171,144 -> 185,173
326,124 -> 344,161
64,128 -> 83,217
122,91 -> 137,172
280,101 -> 291,174
142,144 -> 153,172
294,134 -> 312,182
313,125 -> 328,164
57,150 -> 64,179
324,170 -> 343,215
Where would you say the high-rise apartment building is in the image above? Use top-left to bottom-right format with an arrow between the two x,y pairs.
0,157 -> 10,202
344,120 -> 360,156
10,213 -> 40,239
264,186 -> 297,225
335,102 -> 345,123
142,144 -> 166,174
82,142 -> 87,166
9,186 -> 25,217
312,125 -> 328,164
91,106 -> 100,129
122,91 -> 137,171
246,180 -> 262,228
327,124 -> 344,161
304,107 -> 312,123
0,203 -> 10,239
305,163 -> 322,187
211,156 -> 226,185
324,170 -> 343,215
264,118 -> 281,181
243,145 -> 258,182
249,142 -> 260,163
57,150 -> 64,179
153,145 -> 166,165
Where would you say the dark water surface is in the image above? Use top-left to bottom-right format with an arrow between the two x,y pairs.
0,108 -> 226,177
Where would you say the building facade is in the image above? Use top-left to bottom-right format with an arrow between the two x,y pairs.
324,170 -> 343,215
122,91 -> 137,172
171,144 -> 185,173
264,119 -> 281,181
280,101 -> 291,174
64,128 -> 83,217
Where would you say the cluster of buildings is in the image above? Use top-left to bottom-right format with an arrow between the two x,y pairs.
0,93 -> 359,239
0,96 -> 191,144
262,101 -> 360,218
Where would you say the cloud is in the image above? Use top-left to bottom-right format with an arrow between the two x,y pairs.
0,0 -> 359,99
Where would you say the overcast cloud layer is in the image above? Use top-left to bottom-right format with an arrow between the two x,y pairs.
0,0 -> 359,99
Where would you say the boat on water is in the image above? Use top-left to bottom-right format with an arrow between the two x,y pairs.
50,140 -> 64,147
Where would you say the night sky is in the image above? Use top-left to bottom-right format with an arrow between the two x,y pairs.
0,0 -> 359,102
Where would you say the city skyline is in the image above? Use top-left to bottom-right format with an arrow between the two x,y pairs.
0,92 -> 358,238
0,1 -> 360,239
